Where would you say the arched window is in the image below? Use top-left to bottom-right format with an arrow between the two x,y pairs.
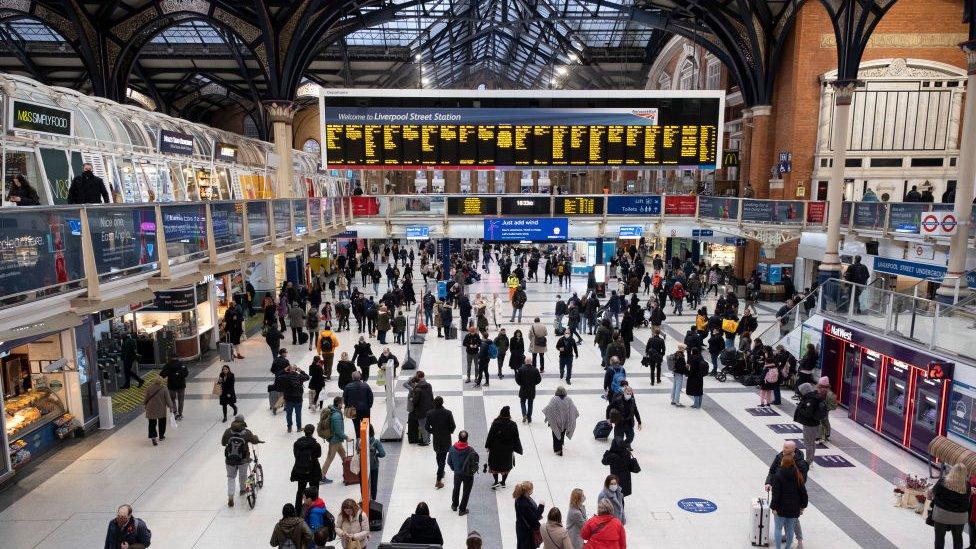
303,139 -> 321,154
243,116 -> 260,139
678,58 -> 697,90
705,56 -> 722,90
657,72 -> 672,90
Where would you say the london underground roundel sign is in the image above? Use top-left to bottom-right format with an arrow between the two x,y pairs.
920,213 -> 940,234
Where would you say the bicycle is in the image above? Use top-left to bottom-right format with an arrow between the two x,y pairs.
243,444 -> 265,509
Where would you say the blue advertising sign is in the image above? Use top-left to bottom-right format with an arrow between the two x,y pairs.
677,498 -> 718,514
88,206 -> 158,275
741,199 -> 775,222
618,226 -> 643,238
406,226 -> 430,239
0,209 -> 85,296
606,195 -> 662,215
692,229 -> 713,237
768,265 -> 783,284
483,218 -> 568,241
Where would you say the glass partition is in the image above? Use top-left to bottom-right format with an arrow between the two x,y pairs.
852,202 -> 887,230
86,205 -> 158,279
81,106 -> 116,143
247,201 -> 270,245
697,196 -> 738,220
272,199 -> 291,238
293,199 -> 308,237
211,202 -> 245,253
309,198 -> 322,231
888,203 -> 927,234
840,202 -> 852,225
323,198 -> 335,225
0,208 -> 85,301
160,203 -> 207,264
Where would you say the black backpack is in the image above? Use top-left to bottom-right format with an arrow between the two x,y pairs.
794,394 -> 820,426
320,336 -> 334,354
224,430 -> 248,465
461,449 -> 480,476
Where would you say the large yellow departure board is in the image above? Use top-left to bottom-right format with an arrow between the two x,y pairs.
321,95 -> 723,170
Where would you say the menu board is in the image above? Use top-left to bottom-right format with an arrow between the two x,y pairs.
447,196 -> 498,216
323,97 -> 721,169
87,206 -> 158,274
556,196 -> 604,216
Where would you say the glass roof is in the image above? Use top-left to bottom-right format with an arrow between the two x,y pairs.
150,20 -> 224,45
340,0 -> 651,88
4,20 -> 67,42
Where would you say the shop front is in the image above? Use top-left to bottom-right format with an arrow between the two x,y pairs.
1,320 -> 98,479
820,319 -> 954,460
132,282 -> 215,362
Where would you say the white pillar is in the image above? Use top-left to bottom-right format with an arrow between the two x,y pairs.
937,43 -> 976,303
264,100 -> 299,198
818,80 -> 858,283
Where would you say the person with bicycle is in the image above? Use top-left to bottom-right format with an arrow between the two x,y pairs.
221,414 -> 264,507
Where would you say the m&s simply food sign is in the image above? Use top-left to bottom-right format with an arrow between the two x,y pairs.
9,100 -> 73,137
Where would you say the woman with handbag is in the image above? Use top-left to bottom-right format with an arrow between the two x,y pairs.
217,365 -> 237,422
142,377 -> 173,446
602,437 -> 640,500
541,507 -> 574,549
336,498 -> 370,549
513,481 -> 546,549
929,463 -> 971,549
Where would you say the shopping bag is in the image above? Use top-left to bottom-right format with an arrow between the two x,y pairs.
212,381 -> 222,396
722,318 -> 739,334
169,412 -> 179,428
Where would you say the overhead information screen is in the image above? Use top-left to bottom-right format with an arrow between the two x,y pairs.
321,90 -> 723,170
556,196 -> 604,216
447,196 -> 498,216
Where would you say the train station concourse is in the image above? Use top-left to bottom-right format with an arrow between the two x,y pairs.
0,1 -> 975,548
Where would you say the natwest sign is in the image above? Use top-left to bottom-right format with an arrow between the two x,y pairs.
825,322 -> 853,342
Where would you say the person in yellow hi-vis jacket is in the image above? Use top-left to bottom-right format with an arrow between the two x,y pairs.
507,274 -> 520,302
318,323 -> 341,381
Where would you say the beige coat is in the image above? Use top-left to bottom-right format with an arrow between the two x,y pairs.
541,521 -> 574,549
143,381 -> 173,419
528,322 -> 548,354
337,510 -> 370,548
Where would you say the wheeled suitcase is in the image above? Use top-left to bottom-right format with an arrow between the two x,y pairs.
267,385 -> 283,415
446,325 -> 458,340
369,500 -> 384,531
343,441 -> 361,485
299,330 -> 309,345
750,496 -> 771,546
593,420 -> 613,440
219,341 -> 235,362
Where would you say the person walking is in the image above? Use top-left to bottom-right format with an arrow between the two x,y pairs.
462,326 -> 482,384
929,463 -> 972,549
308,357 -> 325,411
580,499 -> 627,548
542,386 -> 579,456
494,328 -> 510,379
266,321 -> 285,359
597,475 -> 626,524
336,498 -> 370,548
686,347 -> 708,409
670,344 -> 688,407
607,384 -> 642,447
342,371 -> 374,440
318,323 -> 340,381
408,371 -> 434,445
290,424 -> 322,509
770,453 -> 809,549
602,435 -> 640,499
277,364 -> 311,433
556,328 -> 579,384
707,329 -> 724,376
510,286 -> 527,323
425,396 -> 456,489
529,317 -> 548,373
764,441 -> 809,547
448,430 -> 479,516
103,504 -> 151,549
476,338 -> 493,387
793,383 -> 828,466
644,330 -> 665,386
514,481 -> 546,549
301,487 -> 329,548
351,336 -> 375,381
223,301 -> 246,359
221,414 -> 263,507
67,162 -> 108,204
390,502 -> 445,545
541,507 -> 574,549
515,357 -> 543,423
566,489 -> 587,549
376,304 -> 391,344
392,309 -> 407,345
142,377 -> 173,446
120,333 -> 144,389
218,364 -> 238,422
508,329 -> 526,371
485,406 -> 522,489
367,424 -> 386,501
288,302 -> 306,345
160,359 -> 188,420
270,503 -> 313,549
306,305 -> 320,352
318,397 -> 350,485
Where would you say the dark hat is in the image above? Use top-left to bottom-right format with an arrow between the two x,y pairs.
500,405 -> 511,418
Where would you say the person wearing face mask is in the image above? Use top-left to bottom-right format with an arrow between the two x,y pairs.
104,504 -> 151,549
597,474 -> 627,525
606,383 -> 642,448
68,162 -> 109,204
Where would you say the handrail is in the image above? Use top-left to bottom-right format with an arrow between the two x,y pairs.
750,291 -> 811,348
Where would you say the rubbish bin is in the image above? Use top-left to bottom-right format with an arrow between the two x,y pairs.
98,396 -> 114,430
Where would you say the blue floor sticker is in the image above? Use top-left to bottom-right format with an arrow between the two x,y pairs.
814,455 -> 855,468
788,438 -> 829,450
746,407 -> 780,416
767,424 -> 803,434
677,498 -> 718,513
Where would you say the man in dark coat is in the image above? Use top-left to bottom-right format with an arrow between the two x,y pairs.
103,504 -> 151,549
342,371 -> 374,440
843,255 -> 870,314
67,162 -> 109,204
685,347 -> 708,408
424,396 -> 456,489
484,406 -> 522,488
515,359 -> 542,423
290,424 -> 322,509
409,371 -> 435,445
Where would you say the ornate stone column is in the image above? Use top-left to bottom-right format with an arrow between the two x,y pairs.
748,105 -> 772,198
819,80 -> 858,283
937,42 -> 976,303
264,100 -> 300,198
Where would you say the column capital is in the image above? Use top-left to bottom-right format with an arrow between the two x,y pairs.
750,105 -> 772,116
830,80 -> 860,105
262,100 -> 300,124
961,40 -> 976,75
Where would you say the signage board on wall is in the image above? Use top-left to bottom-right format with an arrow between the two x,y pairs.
949,380 -> 976,445
500,196 -> 550,215
697,196 -> 737,220
618,226 -> 643,238
555,196 -> 603,216
213,142 -> 238,162
405,226 -> 430,239
158,129 -> 195,156
0,210 -> 84,296
87,206 -> 158,274
664,195 -> 696,216
9,100 -> 73,137
606,195 -> 661,215
483,218 -> 568,241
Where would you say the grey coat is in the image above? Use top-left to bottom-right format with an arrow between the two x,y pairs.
598,487 -> 626,525
565,506 -> 587,549
542,395 -> 579,439
288,305 -> 305,328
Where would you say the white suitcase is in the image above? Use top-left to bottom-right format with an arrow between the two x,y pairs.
750,496 -> 771,547
219,342 -> 235,362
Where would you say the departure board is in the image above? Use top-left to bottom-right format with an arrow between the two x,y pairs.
556,196 -> 604,216
447,196 -> 498,215
321,93 -> 723,170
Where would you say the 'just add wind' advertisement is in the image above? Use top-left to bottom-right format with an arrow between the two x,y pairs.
9,100 -> 73,137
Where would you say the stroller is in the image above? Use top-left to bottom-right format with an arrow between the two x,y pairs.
720,348 -> 748,381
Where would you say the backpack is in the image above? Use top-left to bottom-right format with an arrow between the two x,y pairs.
610,368 -> 626,394
488,342 -> 498,359
224,430 -> 248,465
793,394 -> 819,426
557,264 -> 565,275
317,407 -> 335,440
764,367 -> 779,384
314,509 -> 338,544
461,449 -> 480,476
320,336 -> 334,354
666,353 -> 677,372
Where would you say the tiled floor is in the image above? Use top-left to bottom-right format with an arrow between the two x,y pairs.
0,257 -> 942,548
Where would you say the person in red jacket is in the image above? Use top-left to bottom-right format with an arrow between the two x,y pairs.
580,499 -> 626,548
